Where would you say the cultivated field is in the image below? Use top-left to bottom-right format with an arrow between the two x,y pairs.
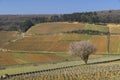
1,22 -> 120,80
108,24 -> 120,34
0,51 -> 71,66
4,34 -> 107,52
1,55 -> 120,80
83,23 -> 108,33
26,22 -> 108,35
91,35 -> 108,52
26,22 -> 85,35
1,22 -> 109,53
0,31 -> 18,48
109,35 -> 120,53
7,63 -> 120,80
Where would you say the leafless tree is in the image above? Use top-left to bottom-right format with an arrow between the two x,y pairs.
69,41 -> 96,64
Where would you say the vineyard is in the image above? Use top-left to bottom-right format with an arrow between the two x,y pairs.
4,34 -> 107,52
109,35 -> 120,53
26,22 -> 108,35
26,22 -> 85,35
0,22 -> 109,53
83,23 -> 108,33
0,53 -> 19,65
0,22 -> 120,80
108,24 -> 120,34
1,55 -> 120,80
0,51 -> 71,66
0,31 -> 18,48
4,64 -> 120,80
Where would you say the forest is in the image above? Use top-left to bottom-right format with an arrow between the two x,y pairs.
0,10 -> 120,32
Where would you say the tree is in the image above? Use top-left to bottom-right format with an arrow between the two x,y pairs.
20,20 -> 34,32
69,41 -> 96,64
50,15 -> 61,22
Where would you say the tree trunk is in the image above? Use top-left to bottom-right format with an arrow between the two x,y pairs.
81,54 -> 89,64
84,58 -> 88,64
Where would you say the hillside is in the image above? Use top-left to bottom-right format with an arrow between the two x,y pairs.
26,22 -> 108,35
0,10 -> 120,32
1,22 -> 120,67
3,22 -> 108,53
2,22 -> 120,53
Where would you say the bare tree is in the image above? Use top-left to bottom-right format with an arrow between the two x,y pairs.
69,41 -> 96,64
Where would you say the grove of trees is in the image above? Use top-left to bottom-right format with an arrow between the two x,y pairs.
20,20 -> 34,32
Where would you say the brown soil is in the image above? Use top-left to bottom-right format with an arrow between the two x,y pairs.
26,54 -> 61,62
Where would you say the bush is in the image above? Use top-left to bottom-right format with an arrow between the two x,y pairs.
69,41 -> 96,64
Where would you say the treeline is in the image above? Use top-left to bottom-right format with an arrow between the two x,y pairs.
0,10 -> 120,32
61,12 -> 99,23
52,10 -> 120,23
0,15 -> 50,32
64,30 -> 108,35
61,10 -> 120,23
